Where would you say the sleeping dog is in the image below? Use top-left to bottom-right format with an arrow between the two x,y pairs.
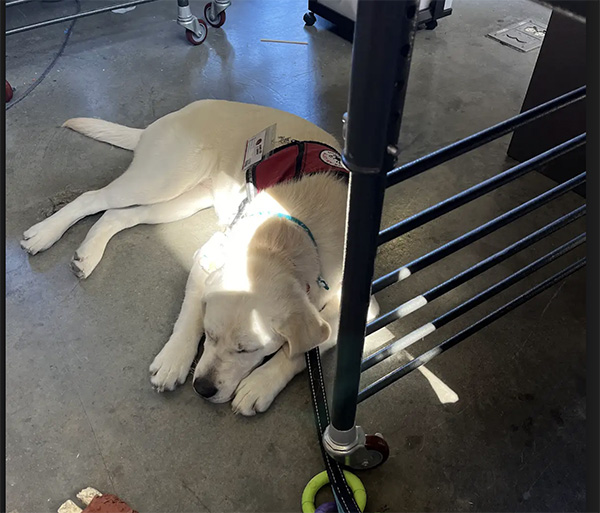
21,100 -> 379,415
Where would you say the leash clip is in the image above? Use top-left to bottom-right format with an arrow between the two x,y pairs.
317,276 -> 330,290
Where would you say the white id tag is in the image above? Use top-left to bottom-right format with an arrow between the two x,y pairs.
242,124 -> 277,173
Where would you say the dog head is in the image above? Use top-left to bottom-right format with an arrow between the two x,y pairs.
192,273 -> 330,403
192,219 -> 331,403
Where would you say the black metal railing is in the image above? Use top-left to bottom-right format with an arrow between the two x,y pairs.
366,206 -> 585,336
385,86 -> 586,188
373,172 -> 585,294
309,2 -> 585,509
358,258 -> 586,403
326,0 -> 586,433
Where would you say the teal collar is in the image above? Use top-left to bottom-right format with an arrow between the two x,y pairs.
250,211 -> 330,290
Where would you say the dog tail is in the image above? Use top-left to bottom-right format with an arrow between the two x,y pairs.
62,118 -> 143,151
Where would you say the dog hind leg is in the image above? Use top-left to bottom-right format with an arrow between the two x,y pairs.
71,184 -> 213,279
21,128 -> 213,255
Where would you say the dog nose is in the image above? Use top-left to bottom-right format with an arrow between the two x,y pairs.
193,377 -> 218,399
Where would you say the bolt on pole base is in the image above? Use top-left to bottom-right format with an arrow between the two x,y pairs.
323,425 -> 388,470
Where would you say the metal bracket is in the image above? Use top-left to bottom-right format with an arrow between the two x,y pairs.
341,111 -> 389,174
211,0 -> 230,16
177,4 -> 203,35
387,144 -> 399,157
322,425 -> 383,469
342,112 -> 349,145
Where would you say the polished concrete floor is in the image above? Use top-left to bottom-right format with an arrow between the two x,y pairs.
5,0 -> 586,512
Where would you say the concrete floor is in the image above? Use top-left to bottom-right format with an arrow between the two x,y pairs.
5,0 -> 586,512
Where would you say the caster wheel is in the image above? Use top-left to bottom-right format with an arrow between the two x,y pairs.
6,80 -> 14,102
204,2 -> 226,27
303,11 -> 316,26
185,21 -> 208,45
362,434 -> 390,469
425,19 -> 438,30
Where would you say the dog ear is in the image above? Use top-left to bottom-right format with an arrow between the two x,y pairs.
275,299 -> 331,357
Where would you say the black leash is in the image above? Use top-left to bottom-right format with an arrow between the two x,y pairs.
306,348 -> 361,513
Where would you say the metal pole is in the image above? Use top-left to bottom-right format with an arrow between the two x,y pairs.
379,133 -> 585,245
386,86 -> 586,188
372,171 -> 586,293
6,0 -> 159,35
324,0 -> 418,452
358,258 -> 586,402
366,205 -> 586,335
6,0 -> 35,7
362,233 -> 586,371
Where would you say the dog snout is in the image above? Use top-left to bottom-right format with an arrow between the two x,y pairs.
193,377 -> 218,399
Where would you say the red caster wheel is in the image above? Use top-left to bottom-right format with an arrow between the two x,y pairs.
185,20 -> 208,45
6,80 -> 14,102
362,434 -> 390,469
204,2 -> 226,28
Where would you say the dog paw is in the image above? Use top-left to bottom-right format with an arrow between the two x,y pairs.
149,341 -> 196,392
70,249 -> 101,280
20,222 -> 61,255
231,368 -> 280,416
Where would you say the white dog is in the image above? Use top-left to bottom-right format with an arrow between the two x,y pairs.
21,100 -> 379,416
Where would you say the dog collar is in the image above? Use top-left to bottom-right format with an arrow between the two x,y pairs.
250,211 -> 330,291
210,203 -> 331,291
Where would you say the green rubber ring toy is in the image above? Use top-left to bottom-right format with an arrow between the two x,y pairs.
301,470 -> 367,513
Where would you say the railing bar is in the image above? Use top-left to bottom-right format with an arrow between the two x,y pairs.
379,134 -> 585,246
6,0 -> 35,7
372,172 -> 586,294
6,0 -> 159,35
357,258 -> 586,403
366,205 -> 586,335
363,234 -> 585,371
385,86 -> 586,188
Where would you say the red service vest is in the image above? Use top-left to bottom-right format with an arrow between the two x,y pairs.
246,141 -> 349,196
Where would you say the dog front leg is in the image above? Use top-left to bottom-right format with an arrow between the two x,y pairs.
231,349 -> 308,416
231,299 -> 340,416
150,256 -> 208,391
230,287 -> 345,416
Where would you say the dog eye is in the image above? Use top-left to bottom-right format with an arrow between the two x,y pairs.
236,347 -> 257,354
